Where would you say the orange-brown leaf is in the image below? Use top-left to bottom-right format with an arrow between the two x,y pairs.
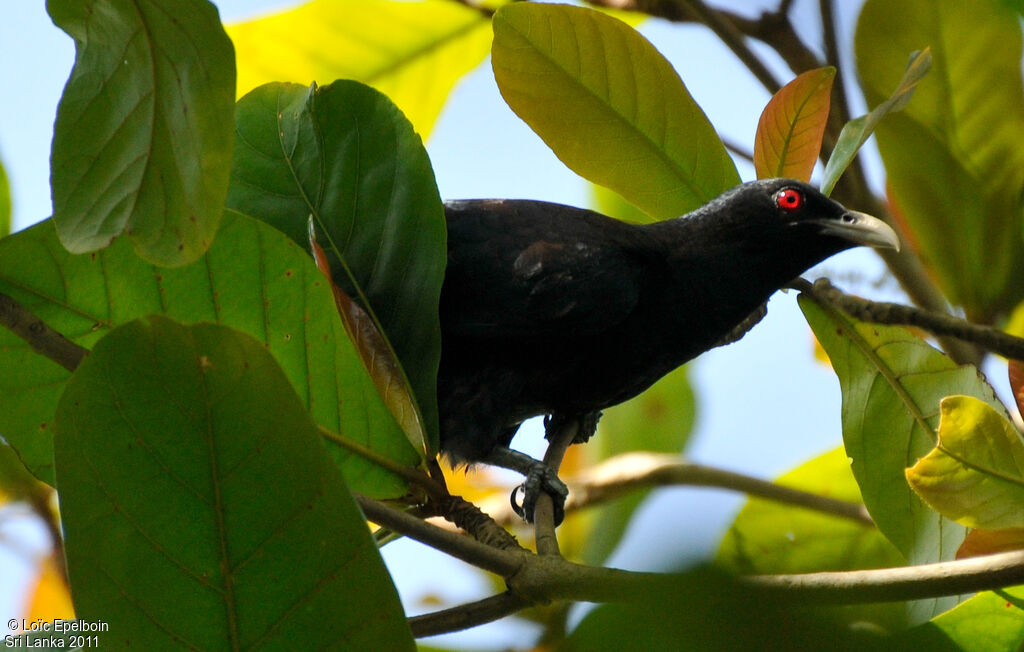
754,67 -> 835,181
957,527 -> 1024,559
309,231 -> 428,458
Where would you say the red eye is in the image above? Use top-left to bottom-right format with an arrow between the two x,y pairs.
776,188 -> 803,212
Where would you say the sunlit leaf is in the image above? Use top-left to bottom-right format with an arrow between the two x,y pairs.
0,212 -> 416,494
894,586 -> 1024,651
492,3 -> 739,220
856,0 -> 1024,320
227,0 -> 492,139
906,395 -> 1024,530
717,447 -> 906,632
820,49 -> 930,196
800,296 -> 1005,620
957,528 -> 1024,559
754,67 -> 835,182
55,317 -> 414,650
47,0 -> 235,266
0,154 -> 10,238
309,225 -> 426,457
25,558 -> 74,625
228,80 -> 445,455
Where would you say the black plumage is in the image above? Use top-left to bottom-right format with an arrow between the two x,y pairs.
437,179 -> 898,518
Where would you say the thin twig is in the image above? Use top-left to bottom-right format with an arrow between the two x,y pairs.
0,291 -> 87,372
674,0 -> 783,93
356,494 -> 525,577
567,453 -> 873,525
409,591 -> 529,638
795,278 -> 1024,361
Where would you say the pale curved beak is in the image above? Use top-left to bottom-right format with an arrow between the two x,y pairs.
815,210 -> 901,252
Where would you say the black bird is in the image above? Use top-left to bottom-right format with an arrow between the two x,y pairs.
437,179 -> 899,521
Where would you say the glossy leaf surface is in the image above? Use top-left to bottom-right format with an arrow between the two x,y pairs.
47,0 -> 235,266
228,81 -> 445,454
492,3 -> 739,220
856,0 -> 1024,320
906,395 -> 1024,530
800,296 -> 1004,620
754,67 -> 834,182
227,0 -> 492,139
56,317 -> 413,650
0,212 -> 415,494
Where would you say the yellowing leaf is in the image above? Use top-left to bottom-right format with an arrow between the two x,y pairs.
906,395 -> 1024,530
956,527 -> 1024,559
309,225 -> 427,459
227,0 -> 492,138
754,67 -> 835,182
492,3 -> 739,219
25,558 -> 74,624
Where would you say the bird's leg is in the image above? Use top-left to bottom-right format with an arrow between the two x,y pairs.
483,446 -> 568,524
544,410 -> 602,444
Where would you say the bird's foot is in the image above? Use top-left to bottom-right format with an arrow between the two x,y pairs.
510,461 -> 568,525
544,411 -> 603,444
484,446 -> 568,524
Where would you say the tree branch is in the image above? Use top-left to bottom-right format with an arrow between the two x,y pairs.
795,278 -> 1024,361
356,494 -> 526,577
747,550 -> 1024,604
409,591 -> 529,638
0,291 -> 87,372
463,452 -> 872,527
534,416 -> 580,556
567,453 -> 873,525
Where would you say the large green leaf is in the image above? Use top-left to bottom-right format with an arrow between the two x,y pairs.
754,67 -> 835,183
228,80 -> 445,454
47,0 -> 236,267
906,395 -> 1024,529
227,0 -> 492,139
800,296 -> 1005,621
895,586 -> 1024,651
856,0 -> 1024,320
0,211 -> 416,494
717,447 -> 906,632
55,317 -> 414,650
492,3 -> 739,220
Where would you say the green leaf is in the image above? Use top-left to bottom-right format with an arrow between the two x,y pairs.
855,0 -> 1024,320
0,212 -> 416,494
47,0 -> 236,267
563,567 -> 873,651
717,447 -> 907,632
754,67 -> 835,182
894,586 -> 1024,651
492,3 -> 739,220
820,49 -> 930,196
799,296 -> 1006,620
0,154 -> 9,238
309,228 -> 427,457
226,0 -> 492,139
906,395 -> 1024,529
55,317 -> 414,650
228,80 -> 445,455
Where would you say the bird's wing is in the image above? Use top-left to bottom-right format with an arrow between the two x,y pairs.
442,200 -> 651,339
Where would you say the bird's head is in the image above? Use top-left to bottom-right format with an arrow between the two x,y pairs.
709,178 -> 901,256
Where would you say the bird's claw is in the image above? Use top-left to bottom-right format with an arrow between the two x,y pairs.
510,462 -> 568,525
